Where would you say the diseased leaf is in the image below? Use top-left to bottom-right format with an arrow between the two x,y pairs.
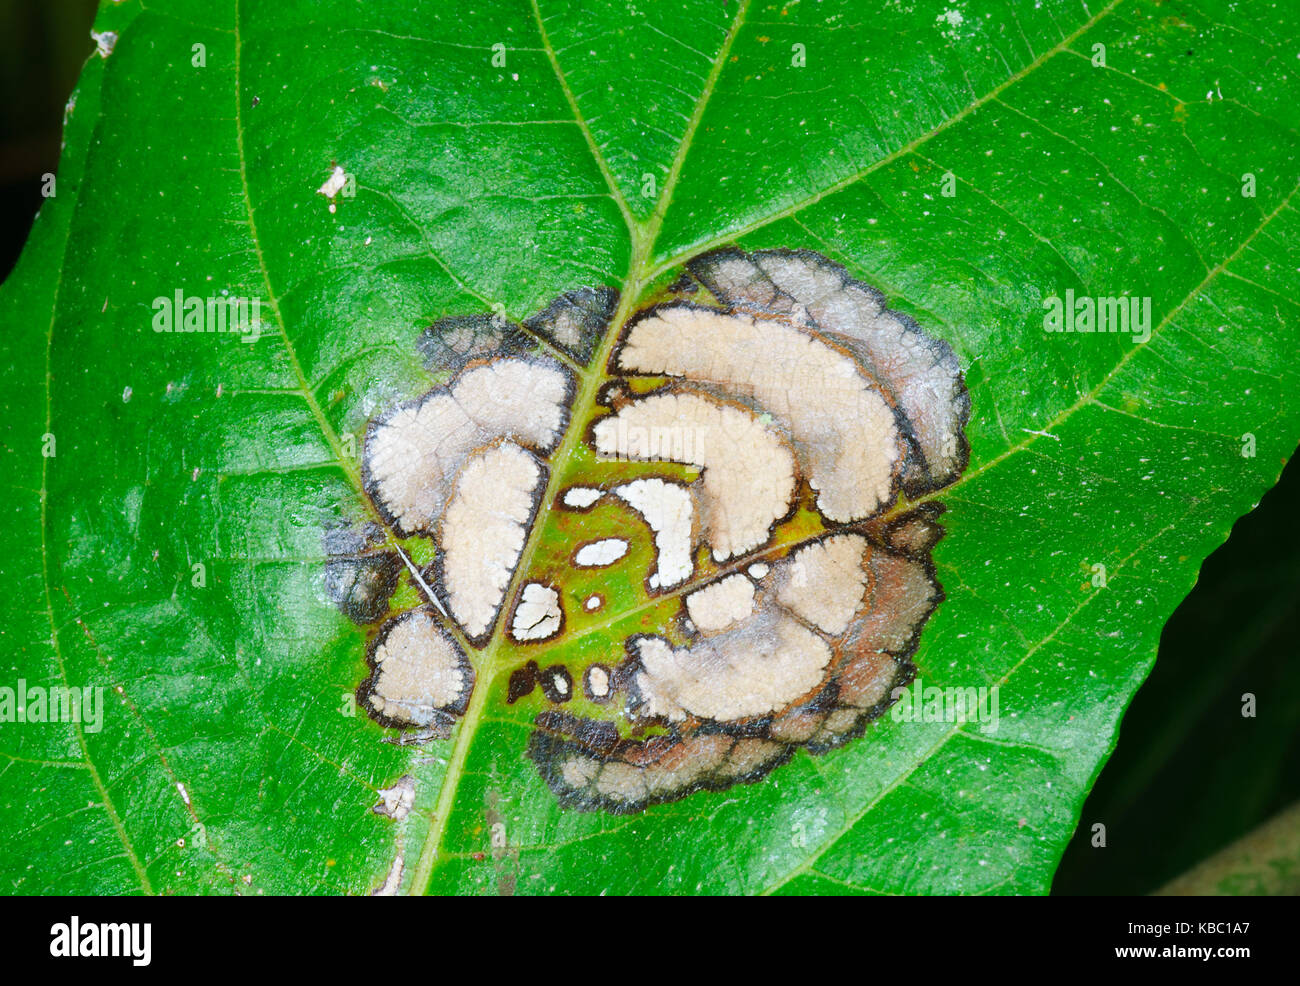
1,0 -> 1297,896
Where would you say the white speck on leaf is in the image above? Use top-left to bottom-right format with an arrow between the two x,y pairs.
317,165 -> 346,198
92,31 -> 117,58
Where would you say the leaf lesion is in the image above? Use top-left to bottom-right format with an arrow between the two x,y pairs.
498,248 -> 968,811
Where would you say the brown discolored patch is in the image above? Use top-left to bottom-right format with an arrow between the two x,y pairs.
325,552 -> 401,626
507,661 -> 538,704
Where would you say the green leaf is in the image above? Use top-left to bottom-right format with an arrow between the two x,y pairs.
2,0 -> 1297,896
1154,800 -> 1300,896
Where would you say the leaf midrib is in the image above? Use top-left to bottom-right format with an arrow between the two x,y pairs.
405,0 -> 754,895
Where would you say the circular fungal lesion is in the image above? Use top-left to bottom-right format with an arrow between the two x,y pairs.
325,249 -> 969,814
537,665 -> 574,704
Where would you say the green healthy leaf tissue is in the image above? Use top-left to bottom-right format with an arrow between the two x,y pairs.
1,0 -> 1296,896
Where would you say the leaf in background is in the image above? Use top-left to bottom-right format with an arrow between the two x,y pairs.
0,0 -> 1297,896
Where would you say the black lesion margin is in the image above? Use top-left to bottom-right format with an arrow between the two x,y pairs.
416,312 -> 535,378
537,665 -> 574,704
583,663 -> 614,704
509,581 -> 567,645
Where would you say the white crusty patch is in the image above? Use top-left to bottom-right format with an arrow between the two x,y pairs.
454,359 -> 568,441
511,582 -> 562,642
366,358 -> 568,534
317,165 -> 347,198
439,443 -> 542,639
561,486 -> 602,509
632,609 -> 831,723
685,574 -> 755,633
613,477 -> 694,589
573,538 -> 629,567
584,595 -> 602,612
366,611 -> 469,725
561,756 -> 599,791
373,775 -> 416,820
594,391 -> 795,560
748,562 -> 770,579
92,31 -> 118,59
775,534 -> 870,636
542,307 -> 583,348
618,306 -> 901,522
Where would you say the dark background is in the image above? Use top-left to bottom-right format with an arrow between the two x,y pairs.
2,1 -> 1296,896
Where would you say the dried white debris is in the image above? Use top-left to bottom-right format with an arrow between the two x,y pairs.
373,775 -> 416,820
317,165 -> 347,198
92,31 -> 118,59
